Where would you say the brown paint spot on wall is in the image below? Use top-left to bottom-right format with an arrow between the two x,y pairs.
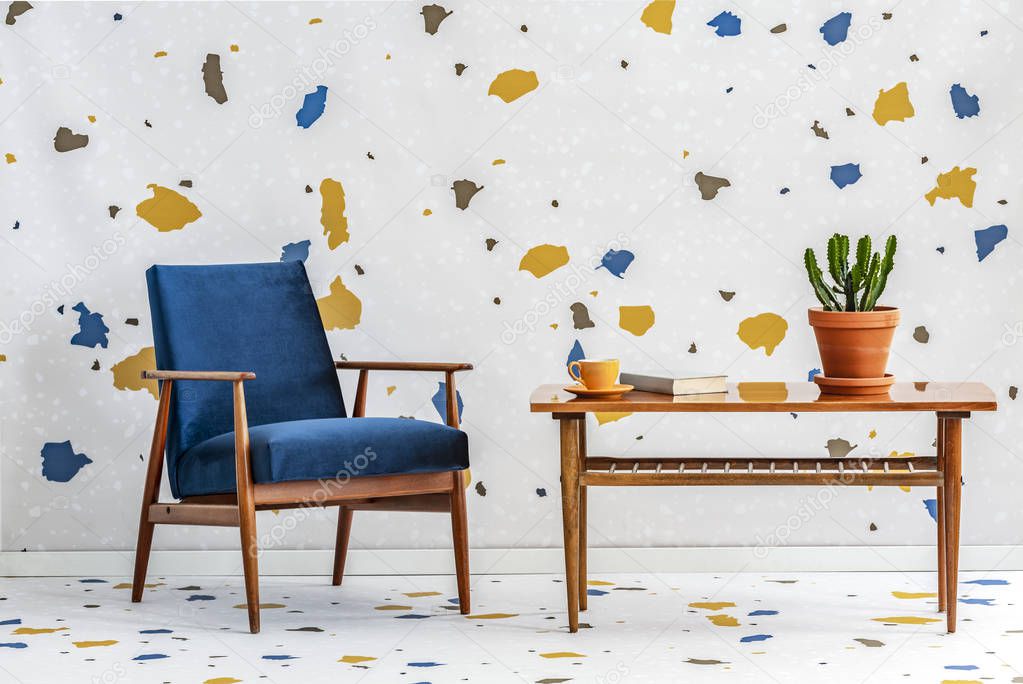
770,23 -> 787,33
719,290 -> 735,301
695,172 -> 730,200
202,53 -> 228,104
913,325 -> 929,343
455,63 -> 467,76
452,179 -> 483,210
570,302 -> 594,329
826,438 -> 856,458
421,4 -> 452,35
811,120 -> 829,139
54,127 -> 89,152
108,205 -> 120,218
5,1 -> 31,25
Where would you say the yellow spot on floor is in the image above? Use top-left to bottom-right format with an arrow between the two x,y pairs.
737,312 -> 788,356
229,44 -> 239,52
872,81 -> 915,125
386,385 -> 396,396
339,655 -> 376,664
640,0 -> 676,34
204,678 -> 242,684
925,166 -> 977,208
114,582 -> 162,589
466,613 -> 519,619
374,605 -> 413,611
13,627 -> 68,634
4,153 -> 14,163
319,178 -> 350,249
135,184 -> 202,232
588,580 -> 615,586
619,305 -> 655,336
74,640 -> 118,648
689,601 -> 737,611
706,614 -> 740,627
309,17 -> 322,24
153,51 -> 167,58
422,208 -> 432,216
111,346 -> 158,399
232,603 -> 285,609
492,158 -> 506,165
519,244 -> 569,278
317,276 -> 362,330
940,680 -> 981,684
595,412 -> 632,425
871,615 -> 941,624
540,652 -> 586,659
403,591 -> 442,598
891,591 -> 937,599
488,69 -> 539,103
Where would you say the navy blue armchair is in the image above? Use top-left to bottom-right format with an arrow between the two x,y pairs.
131,261 -> 471,632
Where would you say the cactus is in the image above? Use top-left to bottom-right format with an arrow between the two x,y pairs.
804,233 -> 896,312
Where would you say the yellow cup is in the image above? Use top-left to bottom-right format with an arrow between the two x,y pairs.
567,358 -> 620,390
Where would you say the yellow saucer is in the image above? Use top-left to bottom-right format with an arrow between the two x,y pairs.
564,383 -> 634,398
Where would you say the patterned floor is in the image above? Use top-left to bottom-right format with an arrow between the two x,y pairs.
0,571 -> 1019,683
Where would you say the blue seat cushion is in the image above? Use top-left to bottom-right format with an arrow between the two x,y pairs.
175,417 -> 469,498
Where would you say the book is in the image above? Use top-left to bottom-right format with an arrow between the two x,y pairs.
619,371 -> 727,396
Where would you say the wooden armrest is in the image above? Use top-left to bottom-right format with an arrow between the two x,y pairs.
142,370 -> 256,381
335,361 -> 473,372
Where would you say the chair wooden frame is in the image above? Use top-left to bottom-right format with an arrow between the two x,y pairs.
131,360 -> 472,633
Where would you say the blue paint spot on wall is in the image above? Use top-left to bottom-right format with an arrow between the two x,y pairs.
280,240 -> 311,263
950,84 -> 980,119
431,382 -> 464,424
974,224 -> 1007,261
820,12 -> 852,45
597,249 -> 634,278
133,654 -> 169,661
567,339 -> 585,368
808,368 -> 821,382
70,302 -> 109,348
830,163 -> 862,189
740,634 -> 773,643
923,498 -> 938,522
41,441 -> 92,482
707,11 -> 741,36
748,609 -> 778,616
296,85 -> 328,128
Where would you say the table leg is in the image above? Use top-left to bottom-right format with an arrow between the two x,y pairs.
942,417 -> 962,633
559,416 -> 581,633
579,425 -> 588,612
936,416 -> 946,613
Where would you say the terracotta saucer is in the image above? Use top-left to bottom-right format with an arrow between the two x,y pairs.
564,384 -> 634,399
814,373 -> 895,396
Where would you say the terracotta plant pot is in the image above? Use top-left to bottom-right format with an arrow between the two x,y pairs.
808,306 -> 900,380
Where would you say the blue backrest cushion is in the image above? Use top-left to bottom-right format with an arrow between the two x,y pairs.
146,262 -> 345,497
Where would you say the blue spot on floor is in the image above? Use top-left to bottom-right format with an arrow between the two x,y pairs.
139,629 -> 173,634
0,619 -> 22,626
70,302 -> 109,348
0,643 -> 27,649
408,662 -> 444,667
395,614 -> 432,619
263,655 -> 298,660
597,249 -> 634,278
748,610 -> 778,616
280,240 -> 311,263
587,589 -> 608,596
974,224 -> 1007,262
740,634 -> 773,643
567,339 -> 585,368
923,498 -> 938,522
296,85 -> 328,128
707,11 -> 741,37
41,441 -> 92,483
950,84 -> 980,119
963,579 -> 1008,586
830,163 -> 862,189
820,12 -> 852,45
79,579 -> 107,583
133,654 -> 169,661
945,665 -> 979,670
959,598 -> 995,606
431,382 -> 464,424
186,595 -> 216,601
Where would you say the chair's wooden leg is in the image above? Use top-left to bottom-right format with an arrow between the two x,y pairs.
450,470 -> 470,614
942,417 -> 963,633
578,424 -> 588,612
132,380 -> 173,603
233,380 -> 260,634
936,416 -> 946,613
559,417 -> 581,632
238,505 -> 260,633
332,507 -> 354,586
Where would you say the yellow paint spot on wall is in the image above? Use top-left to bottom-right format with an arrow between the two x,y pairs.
309,17 -> 322,24
872,82 -> 915,125
0,354 -> 6,362
589,290 -> 598,297
422,208 -> 432,216
74,640 -> 118,648
339,655 -> 376,664
871,615 -> 941,624
403,591 -> 442,598
540,652 -> 586,659
706,614 -> 740,627
386,385 -> 396,396
737,382 -> 789,402
595,412 -> 632,425
689,601 -> 736,611
925,166 -> 976,208
640,0 -> 676,34
869,429 -> 877,438
374,604 -> 413,611
519,244 -> 569,278
13,627 -> 68,634
619,305 -> 655,336
891,591 -> 937,599
317,277 -> 362,330
135,184 -> 202,232
466,613 -> 519,619
319,178 -> 350,249
550,323 -> 558,330
492,158 -> 506,165
111,346 -> 158,399
87,114 -> 96,123
488,69 -> 539,103
737,312 -> 788,356
385,53 -> 391,60
4,152 -> 15,164
229,44 -> 239,52
153,51 -> 167,58
682,149 -> 690,158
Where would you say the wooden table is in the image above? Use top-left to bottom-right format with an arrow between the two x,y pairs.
530,381 -> 997,633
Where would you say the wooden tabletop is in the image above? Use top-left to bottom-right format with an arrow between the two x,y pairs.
530,382 -> 998,414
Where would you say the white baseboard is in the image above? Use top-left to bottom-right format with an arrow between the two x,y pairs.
2,546 -> 1022,577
